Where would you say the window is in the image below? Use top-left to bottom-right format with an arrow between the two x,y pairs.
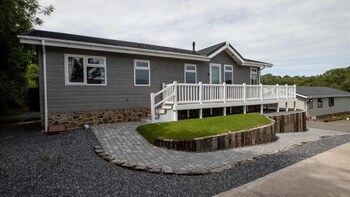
317,98 -> 323,108
308,99 -> 313,109
224,65 -> 233,84
250,68 -> 258,85
210,64 -> 221,84
65,54 -> 106,85
134,59 -> 150,86
184,64 -> 196,83
329,97 -> 334,106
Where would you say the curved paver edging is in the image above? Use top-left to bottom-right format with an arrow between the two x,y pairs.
153,118 -> 277,152
93,145 -> 270,175
93,135 -> 342,175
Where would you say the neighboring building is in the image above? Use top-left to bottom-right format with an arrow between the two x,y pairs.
295,86 -> 350,118
19,29 -> 296,131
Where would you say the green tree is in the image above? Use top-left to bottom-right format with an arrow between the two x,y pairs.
0,0 -> 53,115
261,66 -> 350,92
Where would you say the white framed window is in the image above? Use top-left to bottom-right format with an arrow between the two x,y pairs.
184,64 -> 197,83
250,67 -> 258,85
65,54 -> 106,85
210,63 -> 221,84
134,59 -> 150,86
224,65 -> 233,84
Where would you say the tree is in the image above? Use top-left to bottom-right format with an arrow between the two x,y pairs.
0,0 -> 53,115
261,66 -> 350,92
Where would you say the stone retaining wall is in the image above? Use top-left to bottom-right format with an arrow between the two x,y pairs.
268,111 -> 306,133
154,120 -> 276,152
47,108 -> 149,129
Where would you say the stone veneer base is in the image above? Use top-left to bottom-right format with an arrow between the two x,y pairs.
47,108 -> 149,129
154,118 -> 276,152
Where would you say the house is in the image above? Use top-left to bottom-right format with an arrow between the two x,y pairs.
293,86 -> 350,118
19,29 -> 296,131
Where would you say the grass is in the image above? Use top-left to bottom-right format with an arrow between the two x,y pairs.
137,113 -> 271,144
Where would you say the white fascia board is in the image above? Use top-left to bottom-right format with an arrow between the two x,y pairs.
296,93 -> 308,99
306,95 -> 350,99
18,35 -> 210,62
243,62 -> 273,68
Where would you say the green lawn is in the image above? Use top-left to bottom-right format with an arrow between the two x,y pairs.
137,113 -> 271,144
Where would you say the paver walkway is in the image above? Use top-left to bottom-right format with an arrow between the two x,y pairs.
91,122 -> 348,173
215,142 -> 350,197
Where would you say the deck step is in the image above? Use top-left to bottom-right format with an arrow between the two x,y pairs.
162,104 -> 173,110
156,108 -> 166,115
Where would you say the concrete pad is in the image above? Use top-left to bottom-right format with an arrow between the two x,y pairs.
215,142 -> 350,197
307,120 -> 350,132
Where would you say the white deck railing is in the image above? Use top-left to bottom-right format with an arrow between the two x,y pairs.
150,82 -> 296,122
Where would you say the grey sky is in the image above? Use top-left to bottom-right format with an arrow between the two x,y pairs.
36,0 -> 350,76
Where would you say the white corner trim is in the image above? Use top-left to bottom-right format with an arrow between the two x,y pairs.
18,35 -> 210,62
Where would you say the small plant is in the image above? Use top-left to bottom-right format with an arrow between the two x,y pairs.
41,155 -> 50,161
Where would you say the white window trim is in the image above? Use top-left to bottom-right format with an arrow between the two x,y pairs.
250,67 -> 259,85
224,64 -> 233,84
64,54 -> 107,86
209,63 -> 222,84
184,64 -> 197,83
134,59 -> 151,86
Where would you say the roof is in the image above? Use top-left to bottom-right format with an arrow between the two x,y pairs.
199,42 -> 272,66
19,29 -> 272,66
198,42 -> 226,56
296,86 -> 350,98
21,29 -> 202,56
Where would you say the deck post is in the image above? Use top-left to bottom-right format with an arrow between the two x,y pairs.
276,84 -> 279,100
199,109 -> 203,119
173,110 -> 178,121
294,101 -> 296,111
294,84 -> 297,99
243,83 -> 246,102
243,105 -> 247,114
277,103 -> 280,112
285,102 -> 288,112
173,81 -> 178,106
223,82 -> 226,116
260,104 -> 263,114
150,93 -> 155,122
199,82 -> 203,104
260,83 -> 263,101
285,84 -> 288,100
223,82 -> 226,103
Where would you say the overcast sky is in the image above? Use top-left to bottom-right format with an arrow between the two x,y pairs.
36,0 -> 350,76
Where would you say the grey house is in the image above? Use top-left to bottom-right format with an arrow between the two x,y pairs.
294,86 -> 350,118
19,30 -> 296,131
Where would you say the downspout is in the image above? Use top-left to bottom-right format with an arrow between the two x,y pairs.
42,40 -> 48,132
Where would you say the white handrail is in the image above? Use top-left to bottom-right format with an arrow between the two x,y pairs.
150,81 -> 297,122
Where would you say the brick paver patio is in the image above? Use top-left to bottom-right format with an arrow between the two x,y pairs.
91,122 -> 347,174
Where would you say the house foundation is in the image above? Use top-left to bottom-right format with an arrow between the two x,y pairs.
44,108 -> 149,129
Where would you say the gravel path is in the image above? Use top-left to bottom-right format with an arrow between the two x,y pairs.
1,123 -> 349,197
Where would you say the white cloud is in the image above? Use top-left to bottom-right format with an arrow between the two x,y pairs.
36,0 -> 350,76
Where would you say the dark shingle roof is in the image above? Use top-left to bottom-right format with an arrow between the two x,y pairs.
199,42 -> 271,65
22,29 -> 203,56
198,42 -> 226,56
296,86 -> 350,98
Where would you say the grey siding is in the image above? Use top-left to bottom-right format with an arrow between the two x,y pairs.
210,51 -> 259,84
40,47 -> 255,113
42,47 -> 206,112
307,97 -> 350,117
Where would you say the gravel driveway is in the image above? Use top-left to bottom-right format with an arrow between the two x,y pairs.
1,123 -> 349,197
